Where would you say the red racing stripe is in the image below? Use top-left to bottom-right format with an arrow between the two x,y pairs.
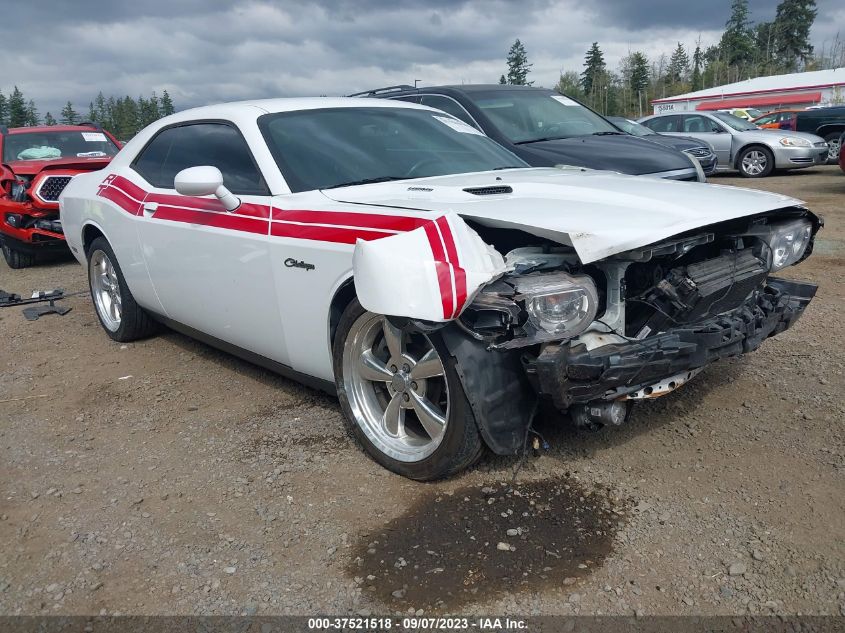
423,222 -> 453,319
270,222 -> 394,244
153,206 -> 268,234
434,215 -> 467,318
98,185 -> 142,216
272,209 -> 429,232
110,175 -> 147,201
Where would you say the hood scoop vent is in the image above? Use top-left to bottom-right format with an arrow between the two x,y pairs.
463,185 -> 513,196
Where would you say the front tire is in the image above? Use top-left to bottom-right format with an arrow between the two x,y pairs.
737,146 -> 774,178
87,237 -> 158,342
2,244 -> 36,269
333,299 -> 483,481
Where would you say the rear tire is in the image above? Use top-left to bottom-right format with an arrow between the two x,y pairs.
824,132 -> 842,164
737,146 -> 774,178
87,237 -> 158,342
2,244 -> 36,269
333,298 -> 484,481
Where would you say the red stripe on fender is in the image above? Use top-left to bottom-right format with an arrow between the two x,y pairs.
98,185 -> 142,216
147,192 -> 227,212
272,209 -> 429,232
153,206 -> 268,234
434,215 -> 467,318
110,175 -> 147,201
423,222 -> 452,319
270,223 -> 394,244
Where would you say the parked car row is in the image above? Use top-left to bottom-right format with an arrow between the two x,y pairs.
751,106 -> 845,163
638,110 -> 829,178
53,96 -> 823,480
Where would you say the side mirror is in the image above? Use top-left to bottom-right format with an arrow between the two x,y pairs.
174,166 -> 240,212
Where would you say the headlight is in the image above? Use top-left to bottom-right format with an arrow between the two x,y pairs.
513,272 -> 598,338
764,219 -> 813,270
779,137 -> 811,147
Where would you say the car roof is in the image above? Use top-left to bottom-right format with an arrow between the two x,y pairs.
349,84 -> 553,98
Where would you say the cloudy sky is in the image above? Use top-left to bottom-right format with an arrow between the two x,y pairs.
5,0 -> 844,117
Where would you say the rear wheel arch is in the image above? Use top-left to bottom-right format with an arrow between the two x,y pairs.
82,223 -> 106,256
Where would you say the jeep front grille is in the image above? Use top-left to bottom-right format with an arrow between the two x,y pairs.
37,176 -> 73,202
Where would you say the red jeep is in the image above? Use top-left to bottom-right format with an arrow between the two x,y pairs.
0,123 -> 121,268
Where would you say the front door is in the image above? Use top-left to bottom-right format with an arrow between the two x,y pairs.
131,121 -> 284,360
681,115 -> 733,166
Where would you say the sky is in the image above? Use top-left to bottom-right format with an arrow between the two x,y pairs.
3,0 -> 844,118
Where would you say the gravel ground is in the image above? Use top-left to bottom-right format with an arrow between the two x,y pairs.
0,166 -> 843,617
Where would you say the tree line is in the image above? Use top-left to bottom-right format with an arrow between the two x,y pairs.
0,86 -> 175,140
500,0 -> 839,118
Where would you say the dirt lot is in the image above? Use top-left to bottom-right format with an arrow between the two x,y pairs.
1,167 -> 843,617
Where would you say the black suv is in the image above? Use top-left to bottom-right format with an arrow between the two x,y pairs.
350,84 -> 703,181
793,106 -> 845,163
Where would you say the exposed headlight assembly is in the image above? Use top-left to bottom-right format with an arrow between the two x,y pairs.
762,219 -> 813,271
779,137 -> 811,147
513,271 -> 598,339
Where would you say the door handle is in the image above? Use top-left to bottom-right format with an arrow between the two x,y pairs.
142,202 -> 159,218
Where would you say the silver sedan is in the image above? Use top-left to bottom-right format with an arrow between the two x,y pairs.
638,111 -> 828,178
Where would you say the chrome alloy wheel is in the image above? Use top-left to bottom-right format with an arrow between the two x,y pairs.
828,137 -> 841,162
741,150 -> 768,176
342,313 -> 449,462
89,250 -> 122,332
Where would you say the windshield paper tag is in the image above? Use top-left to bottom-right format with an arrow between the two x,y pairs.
433,115 -> 484,135
551,95 -> 578,106
82,132 -> 108,142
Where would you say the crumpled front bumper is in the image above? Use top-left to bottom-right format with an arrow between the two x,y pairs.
531,277 -> 817,410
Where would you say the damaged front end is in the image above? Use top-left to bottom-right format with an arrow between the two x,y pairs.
353,207 -> 821,454
0,166 -> 72,252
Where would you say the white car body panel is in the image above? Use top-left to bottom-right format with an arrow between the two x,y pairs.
59,97 -> 807,385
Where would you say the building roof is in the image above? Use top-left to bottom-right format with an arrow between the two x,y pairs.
653,67 -> 845,104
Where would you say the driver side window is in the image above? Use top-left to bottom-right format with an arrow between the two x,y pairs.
133,122 -> 268,195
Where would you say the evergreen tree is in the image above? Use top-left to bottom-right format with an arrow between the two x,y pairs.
60,101 -> 79,125
160,90 -> 175,116
504,39 -> 533,86
498,74 -> 507,84
94,92 -> 108,126
773,0 -> 817,71
691,44 -> 704,91
720,0 -> 754,67
8,87 -> 27,128
580,42 -> 606,95
666,42 -> 690,87
25,100 -> 39,126
88,102 -> 96,122
0,91 -> 7,126
44,112 -> 57,126
628,52 -> 650,116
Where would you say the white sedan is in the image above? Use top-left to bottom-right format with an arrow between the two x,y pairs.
60,98 -> 820,480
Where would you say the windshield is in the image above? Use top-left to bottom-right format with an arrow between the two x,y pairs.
3,130 -> 119,162
744,108 -> 764,119
608,117 -> 654,136
258,107 -> 527,192
711,112 -> 759,132
466,89 -> 619,143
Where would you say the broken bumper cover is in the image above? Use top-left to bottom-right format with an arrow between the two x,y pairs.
532,277 -> 817,410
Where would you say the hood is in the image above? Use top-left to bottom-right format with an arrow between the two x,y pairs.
323,167 -> 804,264
512,134 -> 693,174
5,156 -> 113,176
739,129 -> 826,144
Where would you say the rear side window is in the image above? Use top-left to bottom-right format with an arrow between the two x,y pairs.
133,122 -> 267,195
419,95 -> 479,128
642,115 -> 681,132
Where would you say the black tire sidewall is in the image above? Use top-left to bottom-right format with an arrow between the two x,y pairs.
3,244 -> 35,269
86,237 -> 149,342
737,146 -> 774,178
332,298 -> 482,481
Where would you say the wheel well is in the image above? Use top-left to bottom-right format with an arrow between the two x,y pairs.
817,125 -> 844,139
82,224 -> 106,256
329,278 -> 357,346
734,143 -> 772,169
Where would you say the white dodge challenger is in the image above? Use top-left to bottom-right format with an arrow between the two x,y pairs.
60,98 -> 820,480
